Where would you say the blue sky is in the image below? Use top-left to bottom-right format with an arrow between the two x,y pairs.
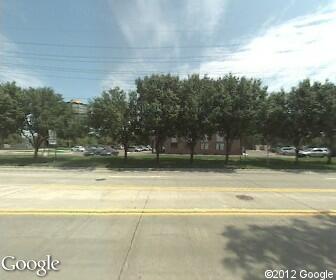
0,0 -> 335,102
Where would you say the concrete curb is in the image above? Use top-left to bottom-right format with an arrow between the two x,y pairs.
0,165 -> 335,174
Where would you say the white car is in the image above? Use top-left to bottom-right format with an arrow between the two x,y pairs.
299,148 -> 330,157
71,146 -> 85,152
279,147 -> 296,156
134,146 -> 143,152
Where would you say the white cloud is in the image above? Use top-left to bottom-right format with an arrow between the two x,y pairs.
185,0 -> 228,34
110,0 -> 177,48
199,1 -> 336,91
102,0 -> 228,90
0,34 -> 44,88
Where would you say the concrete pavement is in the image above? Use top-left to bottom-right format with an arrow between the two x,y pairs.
1,216 -> 335,280
0,167 -> 335,212
0,167 -> 335,279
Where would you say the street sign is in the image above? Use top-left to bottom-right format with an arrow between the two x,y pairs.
48,130 -> 57,145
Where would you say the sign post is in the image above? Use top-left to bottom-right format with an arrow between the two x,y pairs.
48,130 -> 57,160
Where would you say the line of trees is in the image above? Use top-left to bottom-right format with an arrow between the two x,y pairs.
1,74 -> 335,163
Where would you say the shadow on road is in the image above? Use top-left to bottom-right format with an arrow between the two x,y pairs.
1,154 -> 335,173
222,216 -> 336,280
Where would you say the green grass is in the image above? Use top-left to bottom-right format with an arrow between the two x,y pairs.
0,153 -> 335,171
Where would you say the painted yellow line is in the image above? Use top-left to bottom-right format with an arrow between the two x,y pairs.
30,185 -> 336,193
108,175 -> 169,178
0,209 -> 335,216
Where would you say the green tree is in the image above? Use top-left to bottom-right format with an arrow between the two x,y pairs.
259,90 -> 288,155
59,104 -> 89,147
236,77 -> 267,156
209,75 -> 239,163
286,80 -> 320,163
315,81 -> 336,164
88,87 -> 137,159
22,87 -> 67,158
210,75 -> 266,163
0,82 -> 24,148
136,74 -> 180,164
177,75 -> 215,163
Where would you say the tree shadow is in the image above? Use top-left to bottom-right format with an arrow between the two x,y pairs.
222,216 -> 336,280
0,154 -> 335,172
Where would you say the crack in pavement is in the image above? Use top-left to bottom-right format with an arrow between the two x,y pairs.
117,192 -> 150,280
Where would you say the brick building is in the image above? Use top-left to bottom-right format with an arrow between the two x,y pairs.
68,99 -> 88,116
164,134 -> 241,155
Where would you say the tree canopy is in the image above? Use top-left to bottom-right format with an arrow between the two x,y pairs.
0,82 -> 24,148
22,87 -> 68,157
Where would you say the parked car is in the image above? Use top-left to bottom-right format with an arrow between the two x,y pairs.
278,146 -> 296,156
71,145 -> 85,152
135,146 -> 143,152
128,146 -> 136,152
83,148 -> 96,156
83,146 -> 118,157
94,146 -> 119,156
111,144 -> 123,150
104,146 -> 119,156
299,148 -> 330,157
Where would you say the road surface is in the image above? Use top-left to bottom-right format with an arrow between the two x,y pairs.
0,167 -> 335,280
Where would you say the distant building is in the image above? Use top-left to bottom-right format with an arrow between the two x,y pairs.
164,134 -> 241,155
68,99 -> 88,115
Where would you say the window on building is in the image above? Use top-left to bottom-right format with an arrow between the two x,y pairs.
171,137 -> 177,143
200,142 -> 209,150
216,134 -> 224,142
201,135 -> 209,150
216,143 -> 225,150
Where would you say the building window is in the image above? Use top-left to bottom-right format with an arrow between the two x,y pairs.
200,135 -> 209,150
216,134 -> 224,142
216,143 -> 225,150
171,137 -> 177,143
200,142 -> 209,150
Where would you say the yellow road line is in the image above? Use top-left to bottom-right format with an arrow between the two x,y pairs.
0,208 -> 335,216
30,185 -> 336,193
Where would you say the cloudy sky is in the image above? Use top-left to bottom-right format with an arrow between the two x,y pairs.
0,0 -> 335,101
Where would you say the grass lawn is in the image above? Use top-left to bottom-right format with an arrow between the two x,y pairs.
0,153 -> 335,170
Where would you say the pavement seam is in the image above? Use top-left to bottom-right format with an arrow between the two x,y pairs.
24,185 -> 336,193
276,191 -> 320,213
117,193 -> 150,280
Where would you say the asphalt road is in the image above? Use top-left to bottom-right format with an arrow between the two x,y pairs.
0,167 -> 335,280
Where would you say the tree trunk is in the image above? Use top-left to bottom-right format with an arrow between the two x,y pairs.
327,154 -> 332,164
239,135 -> 243,161
0,135 -> 4,149
155,139 -> 160,166
295,147 -> 299,164
124,146 -> 128,160
225,136 -> 230,164
189,142 -> 195,164
34,145 -> 39,159
33,135 -> 43,159
326,138 -> 333,164
266,143 -> 270,166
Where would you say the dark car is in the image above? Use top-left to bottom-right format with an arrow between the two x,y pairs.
95,146 -> 119,156
83,148 -> 96,156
